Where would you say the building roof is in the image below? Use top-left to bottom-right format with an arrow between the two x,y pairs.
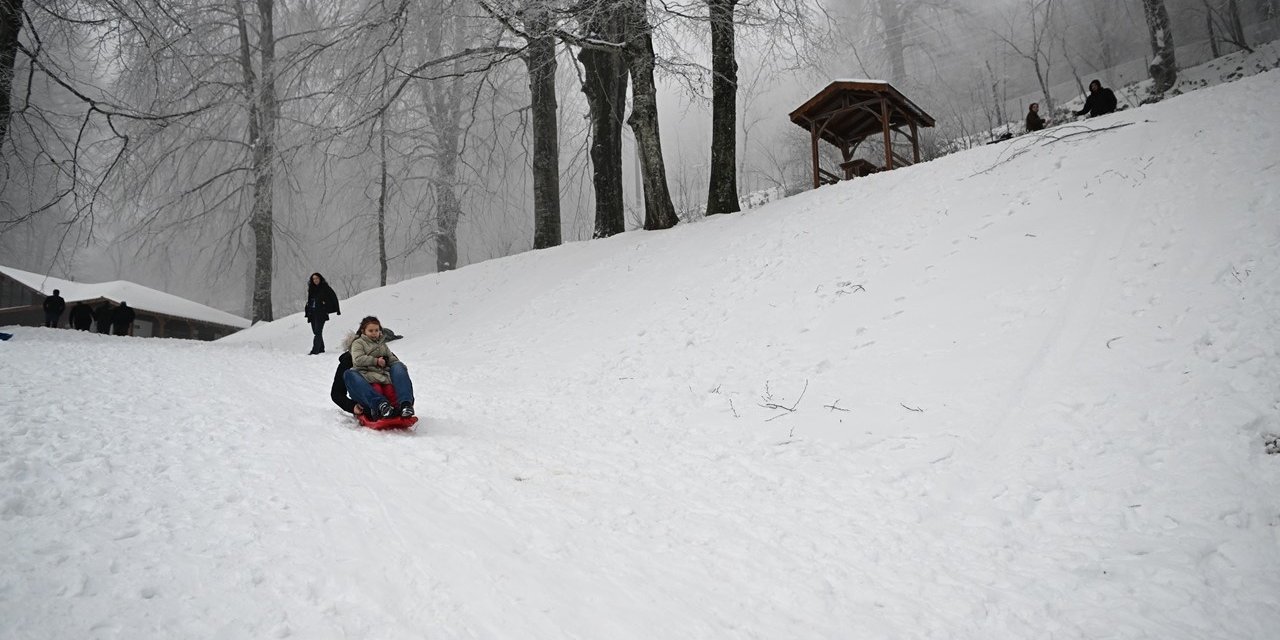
0,264 -> 250,329
789,80 -> 936,148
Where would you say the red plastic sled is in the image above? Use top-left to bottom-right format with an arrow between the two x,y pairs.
355,383 -> 419,431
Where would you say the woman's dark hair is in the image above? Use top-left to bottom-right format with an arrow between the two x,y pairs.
357,315 -> 381,335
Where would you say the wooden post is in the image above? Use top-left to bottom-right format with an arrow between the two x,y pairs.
910,120 -> 920,164
881,98 -> 892,171
810,121 -> 820,189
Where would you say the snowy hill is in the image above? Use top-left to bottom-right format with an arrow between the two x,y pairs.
4,71 -> 1280,639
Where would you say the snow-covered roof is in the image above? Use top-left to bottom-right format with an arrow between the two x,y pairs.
0,264 -> 250,329
831,78 -> 889,85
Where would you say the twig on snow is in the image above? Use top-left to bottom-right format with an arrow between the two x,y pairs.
759,380 -> 809,414
970,122 -> 1136,177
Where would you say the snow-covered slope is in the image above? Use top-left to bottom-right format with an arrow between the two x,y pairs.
4,71 -> 1279,639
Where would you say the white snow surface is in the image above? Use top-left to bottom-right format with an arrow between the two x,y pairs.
831,78 -> 890,85
4,71 -> 1280,639
0,264 -> 250,329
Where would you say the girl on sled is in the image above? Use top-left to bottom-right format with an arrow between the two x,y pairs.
343,316 -> 415,420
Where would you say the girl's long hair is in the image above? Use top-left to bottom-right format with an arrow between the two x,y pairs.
308,272 -> 326,296
357,316 -> 381,336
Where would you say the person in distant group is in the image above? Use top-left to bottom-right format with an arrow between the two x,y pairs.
1075,79 -> 1117,118
42,289 -> 65,328
69,301 -> 94,331
1025,102 -> 1046,132
111,301 -> 136,336
304,272 -> 341,355
345,316 -> 415,420
94,300 -> 114,334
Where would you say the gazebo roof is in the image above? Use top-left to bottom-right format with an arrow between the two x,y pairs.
789,80 -> 935,148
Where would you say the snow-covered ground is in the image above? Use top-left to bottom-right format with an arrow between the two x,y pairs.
4,70 -> 1280,639
965,39 -> 1280,147
1115,37 -> 1280,107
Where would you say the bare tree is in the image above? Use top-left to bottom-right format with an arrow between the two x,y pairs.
984,60 -> 1007,130
1201,0 -> 1252,55
836,0 -> 962,86
474,0 -> 566,250
996,0 -> 1059,115
621,0 -> 678,230
0,0 -> 22,150
376,69 -> 392,286
575,0 -> 628,238
104,0 -> 387,319
1,0 -> 215,246
705,0 -> 740,216
419,9 -> 472,272
524,4 -> 562,249
1142,0 -> 1177,94
877,0 -> 910,83
235,0 -> 279,321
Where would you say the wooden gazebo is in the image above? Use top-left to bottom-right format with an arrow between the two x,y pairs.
789,80 -> 936,189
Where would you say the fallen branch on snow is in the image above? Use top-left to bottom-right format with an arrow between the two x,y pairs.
970,122 -> 1137,177
760,380 -> 809,421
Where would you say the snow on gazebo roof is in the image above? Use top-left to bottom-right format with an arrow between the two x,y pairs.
0,264 -> 250,329
789,79 -> 935,140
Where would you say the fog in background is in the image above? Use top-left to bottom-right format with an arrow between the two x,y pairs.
2,0 -> 1276,319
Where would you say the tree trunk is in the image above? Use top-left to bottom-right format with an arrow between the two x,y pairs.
705,0 -> 740,216
1142,0 -> 1177,94
1226,0 -> 1252,52
984,61 -> 1004,125
435,173 -> 460,272
622,0 -> 678,230
236,0 -> 277,322
432,118 -> 461,272
526,8 -> 561,249
578,11 -> 628,238
1206,7 -> 1219,58
377,98 -> 389,286
877,0 -> 906,84
252,0 -> 277,322
421,14 -> 466,272
0,0 -> 24,150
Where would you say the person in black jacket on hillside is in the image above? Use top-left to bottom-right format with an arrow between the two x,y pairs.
94,301 -> 114,334
43,289 -> 65,328
305,272 -> 341,354
1025,102 -> 1046,132
111,302 -> 136,336
69,301 -> 94,331
1076,79 -> 1118,118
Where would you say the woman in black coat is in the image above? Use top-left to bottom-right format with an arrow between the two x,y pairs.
305,273 -> 341,354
